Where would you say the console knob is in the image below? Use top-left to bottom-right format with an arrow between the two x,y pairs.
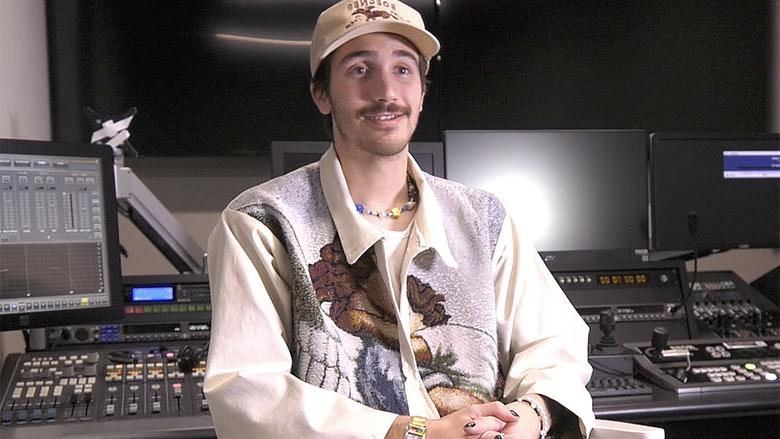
651,326 -> 668,353
74,328 -> 90,342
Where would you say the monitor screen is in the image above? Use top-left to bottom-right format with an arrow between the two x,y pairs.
444,130 -> 649,254
0,139 -> 123,330
650,132 -> 780,251
270,141 -> 445,178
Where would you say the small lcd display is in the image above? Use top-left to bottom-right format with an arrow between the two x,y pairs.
723,150 -> 780,179
131,286 -> 174,302
124,323 -> 180,334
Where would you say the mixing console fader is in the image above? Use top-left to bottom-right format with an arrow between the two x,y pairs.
0,344 -> 209,431
691,271 -> 779,339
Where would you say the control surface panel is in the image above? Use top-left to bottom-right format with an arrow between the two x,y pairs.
628,336 -> 780,394
0,344 -> 211,438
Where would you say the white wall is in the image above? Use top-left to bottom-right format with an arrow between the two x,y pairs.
692,249 -> 780,283
118,156 -> 269,275
0,0 -> 51,364
0,0 -> 50,139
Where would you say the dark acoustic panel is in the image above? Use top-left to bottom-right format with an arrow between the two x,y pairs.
438,1 -> 769,133
46,0 -> 441,156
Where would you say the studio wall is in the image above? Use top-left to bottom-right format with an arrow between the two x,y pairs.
47,1 -> 771,156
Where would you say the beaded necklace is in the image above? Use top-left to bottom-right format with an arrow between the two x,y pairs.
355,175 -> 418,219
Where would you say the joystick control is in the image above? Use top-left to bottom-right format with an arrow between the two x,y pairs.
650,326 -> 668,357
647,326 -> 690,362
593,308 -> 622,354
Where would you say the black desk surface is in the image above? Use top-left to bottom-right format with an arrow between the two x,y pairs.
594,385 -> 779,422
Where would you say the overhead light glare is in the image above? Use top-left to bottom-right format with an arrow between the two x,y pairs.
215,33 -> 311,47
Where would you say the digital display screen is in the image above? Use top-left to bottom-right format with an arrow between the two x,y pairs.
131,286 -> 174,302
188,322 -> 211,332
0,139 -> 124,331
723,151 -> 780,179
597,273 -> 648,286
124,323 -> 180,334
651,134 -> 780,251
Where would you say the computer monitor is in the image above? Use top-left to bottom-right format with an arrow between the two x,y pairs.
444,130 -> 649,256
650,132 -> 780,252
270,141 -> 446,178
0,139 -> 123,331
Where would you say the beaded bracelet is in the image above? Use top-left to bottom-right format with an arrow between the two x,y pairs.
518,395 -> 550,439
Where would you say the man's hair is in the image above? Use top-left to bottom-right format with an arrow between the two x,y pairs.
310,51 -> 430,140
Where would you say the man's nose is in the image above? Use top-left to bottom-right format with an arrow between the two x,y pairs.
370,69 -> 398,102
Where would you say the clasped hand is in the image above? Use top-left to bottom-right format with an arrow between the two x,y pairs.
426,400 -> 541,439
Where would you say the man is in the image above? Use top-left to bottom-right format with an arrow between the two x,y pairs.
204,1 -> 595,438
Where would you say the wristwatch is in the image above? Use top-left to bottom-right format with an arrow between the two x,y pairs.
404,416 -> 427,439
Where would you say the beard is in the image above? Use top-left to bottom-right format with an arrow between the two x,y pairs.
331,101 -> 418,157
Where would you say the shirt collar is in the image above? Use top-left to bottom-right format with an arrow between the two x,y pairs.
319,145 -> 457,268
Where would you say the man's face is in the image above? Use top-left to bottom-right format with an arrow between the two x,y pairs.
312,33 -> 425,157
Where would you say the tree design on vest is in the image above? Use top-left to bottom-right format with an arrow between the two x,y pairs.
309,235 -> 493,415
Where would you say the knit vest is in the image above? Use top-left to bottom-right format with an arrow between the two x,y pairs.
229,164 -> 507,416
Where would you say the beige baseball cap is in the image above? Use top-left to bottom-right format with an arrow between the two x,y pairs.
309,0 -> 440,76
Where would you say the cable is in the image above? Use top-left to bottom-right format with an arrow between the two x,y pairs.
670,210 -> 699,314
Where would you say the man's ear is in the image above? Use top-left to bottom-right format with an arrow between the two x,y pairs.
310,83 -> 332,115
419,89 -> 426,112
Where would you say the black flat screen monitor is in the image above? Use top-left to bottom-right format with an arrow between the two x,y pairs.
270,141 -> 445,178
444,130 -> 649,255
0,139 -> 123,330
650,132 -> 780,252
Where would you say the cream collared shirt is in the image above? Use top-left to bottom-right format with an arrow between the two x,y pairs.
204,147 -> 595,438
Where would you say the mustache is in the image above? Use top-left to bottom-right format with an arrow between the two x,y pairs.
359,102 -> 410,116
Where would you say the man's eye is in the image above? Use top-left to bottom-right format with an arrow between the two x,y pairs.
397,66 -> 411,75
352,66 -> 368,75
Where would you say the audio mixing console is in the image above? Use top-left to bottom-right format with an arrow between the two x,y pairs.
2,270 -> 778,437
0,344 -> 212,438
1,275 -> 215,438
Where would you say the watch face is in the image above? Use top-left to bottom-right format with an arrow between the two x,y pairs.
406,416 -> 427,438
